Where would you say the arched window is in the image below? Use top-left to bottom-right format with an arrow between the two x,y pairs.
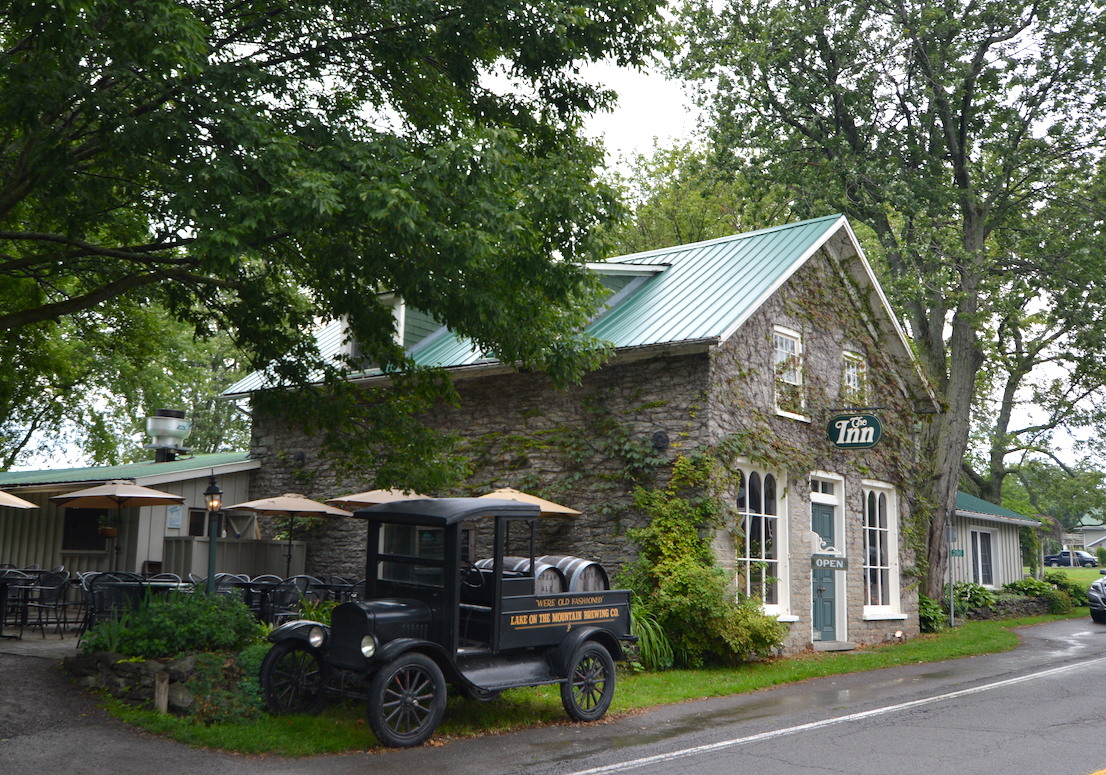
735,467 -> 779,605
864,488 -> 892,607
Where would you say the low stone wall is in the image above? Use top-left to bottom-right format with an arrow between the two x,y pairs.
962,594 -> 1053,620
63,652 -> 197,714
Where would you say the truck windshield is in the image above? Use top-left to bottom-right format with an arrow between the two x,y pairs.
377,523 -> 445,587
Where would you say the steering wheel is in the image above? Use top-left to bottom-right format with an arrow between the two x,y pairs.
460,561 -> 485,591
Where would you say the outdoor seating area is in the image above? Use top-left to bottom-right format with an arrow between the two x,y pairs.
0,564 -> 364,641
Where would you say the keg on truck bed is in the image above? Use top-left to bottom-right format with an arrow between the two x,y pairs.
475,557 -> 567,595
538,555 -> 610,592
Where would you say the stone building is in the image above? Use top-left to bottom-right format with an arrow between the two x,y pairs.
225,214 -> 937,654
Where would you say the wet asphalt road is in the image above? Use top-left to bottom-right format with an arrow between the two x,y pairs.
2,619 -> 1105,775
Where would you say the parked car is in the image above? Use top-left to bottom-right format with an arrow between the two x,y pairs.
258,497 -> 635,747
1090,572 -> 1106,624
1044,550 -> 1098,567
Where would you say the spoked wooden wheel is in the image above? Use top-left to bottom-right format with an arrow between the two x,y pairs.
259,640 -> 328,715
560,641 -> 615,722
367,653 -> 447,747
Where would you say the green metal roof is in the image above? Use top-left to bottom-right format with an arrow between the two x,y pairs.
0,452 -> 257,488
406,215 -> 847,367
223,214 -> 930,403
955,492 -> 1039,526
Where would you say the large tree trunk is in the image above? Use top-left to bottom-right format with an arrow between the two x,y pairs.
919,211 -> 987,600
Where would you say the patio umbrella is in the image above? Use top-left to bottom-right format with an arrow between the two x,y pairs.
0,490 -> 38,509
325,488 -> 432,510
223,494 -> 354,577
50,480 -> 186,571
478,487 -> 581,516
50,480 -> 186,510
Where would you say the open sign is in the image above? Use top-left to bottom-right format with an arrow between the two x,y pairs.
812,555 -> 847,570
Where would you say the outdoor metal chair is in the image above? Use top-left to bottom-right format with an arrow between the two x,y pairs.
80,572 -> 147,643
265,579 -> 305,625
147,572 -> 182,583
26,570 -> 79,638
0,569 -> 33,638
287,574 -> 326,605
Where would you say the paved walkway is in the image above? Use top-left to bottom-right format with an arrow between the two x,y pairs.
0,629 -> 81,659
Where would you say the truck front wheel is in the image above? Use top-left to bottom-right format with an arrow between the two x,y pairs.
260,640 -> 328,715
368,653 -> 446,747
560,641 -> 615,722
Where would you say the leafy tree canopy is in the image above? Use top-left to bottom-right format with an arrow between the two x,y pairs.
677,0 -> 1106,596
603,141 -> 793,254
0,0 -> 667,472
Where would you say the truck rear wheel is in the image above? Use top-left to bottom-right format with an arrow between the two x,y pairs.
260,640 -> 328,715
560,641 -> 615,722
368,652 -> 446,747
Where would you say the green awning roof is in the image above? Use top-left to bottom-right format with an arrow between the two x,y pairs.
0,452 -> 257,489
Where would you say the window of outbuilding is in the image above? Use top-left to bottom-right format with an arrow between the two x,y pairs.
61,508 -> 107,551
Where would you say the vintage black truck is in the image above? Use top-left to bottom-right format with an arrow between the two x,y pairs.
258,497 -> 635,747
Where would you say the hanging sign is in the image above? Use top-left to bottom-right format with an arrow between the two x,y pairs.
812,554 -> 847,570
827,413 -> 883,449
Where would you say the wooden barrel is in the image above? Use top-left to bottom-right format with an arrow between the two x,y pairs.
537,555 -> 610,592
475,557 -> 567,594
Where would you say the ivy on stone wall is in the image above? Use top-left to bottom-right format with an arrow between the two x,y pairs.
617,453 -> 787,667
459,387 -> 673,523
709,249 -> 933,577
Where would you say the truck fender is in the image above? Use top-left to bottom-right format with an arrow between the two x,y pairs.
375,637 -> 452,668
267,619 -> 327,644
551,626 -> 625,677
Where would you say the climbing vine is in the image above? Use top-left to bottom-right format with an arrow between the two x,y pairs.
616,453 -> 787,667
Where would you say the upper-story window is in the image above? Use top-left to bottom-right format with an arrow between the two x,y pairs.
842,352 -> 868,406
773,326 -> 804,416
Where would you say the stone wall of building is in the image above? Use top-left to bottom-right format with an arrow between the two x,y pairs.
703,248 -> 922,653
247,243 -> 923,656
249,352 -> 713,580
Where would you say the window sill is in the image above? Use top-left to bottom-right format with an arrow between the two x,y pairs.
775,615 -> 800,623
774,409 -> 810,423
863,610 -> 907,621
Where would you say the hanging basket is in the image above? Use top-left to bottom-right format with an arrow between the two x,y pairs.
98,526 -> 119,538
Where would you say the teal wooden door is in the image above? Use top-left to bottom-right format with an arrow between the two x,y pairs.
811,503 -> 836,641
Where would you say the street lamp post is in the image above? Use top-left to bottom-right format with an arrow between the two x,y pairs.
204,475 -> 223,595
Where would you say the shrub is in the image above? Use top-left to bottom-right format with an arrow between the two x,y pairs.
1002,577 -> 1053,597
918,594 -> 945,633
1043,570 -> 1089,607
188,643 -> 269,725
1097,547 -> 1106,567
628,607 -> 674,671
618,454 -> 787,668
82,592 -> 264,658
948,581 -> 997,613
1002,577 -> 1074,614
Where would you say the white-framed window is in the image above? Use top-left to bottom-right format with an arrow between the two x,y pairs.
863,482 -> 904,619
971,529 -> 995,586
773,325 -> 805,417
734,466 -> 787,614
842,351 -> 868,405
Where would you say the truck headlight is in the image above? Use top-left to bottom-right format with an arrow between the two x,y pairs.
360,634 -> 378,658
308,626 -> 326,649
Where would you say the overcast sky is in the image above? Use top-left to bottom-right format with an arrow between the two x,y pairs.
580,63 -> 701,164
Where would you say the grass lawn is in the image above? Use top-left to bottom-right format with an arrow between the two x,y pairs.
1045,566 -> 1103,588
104,608 -> 1090,755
